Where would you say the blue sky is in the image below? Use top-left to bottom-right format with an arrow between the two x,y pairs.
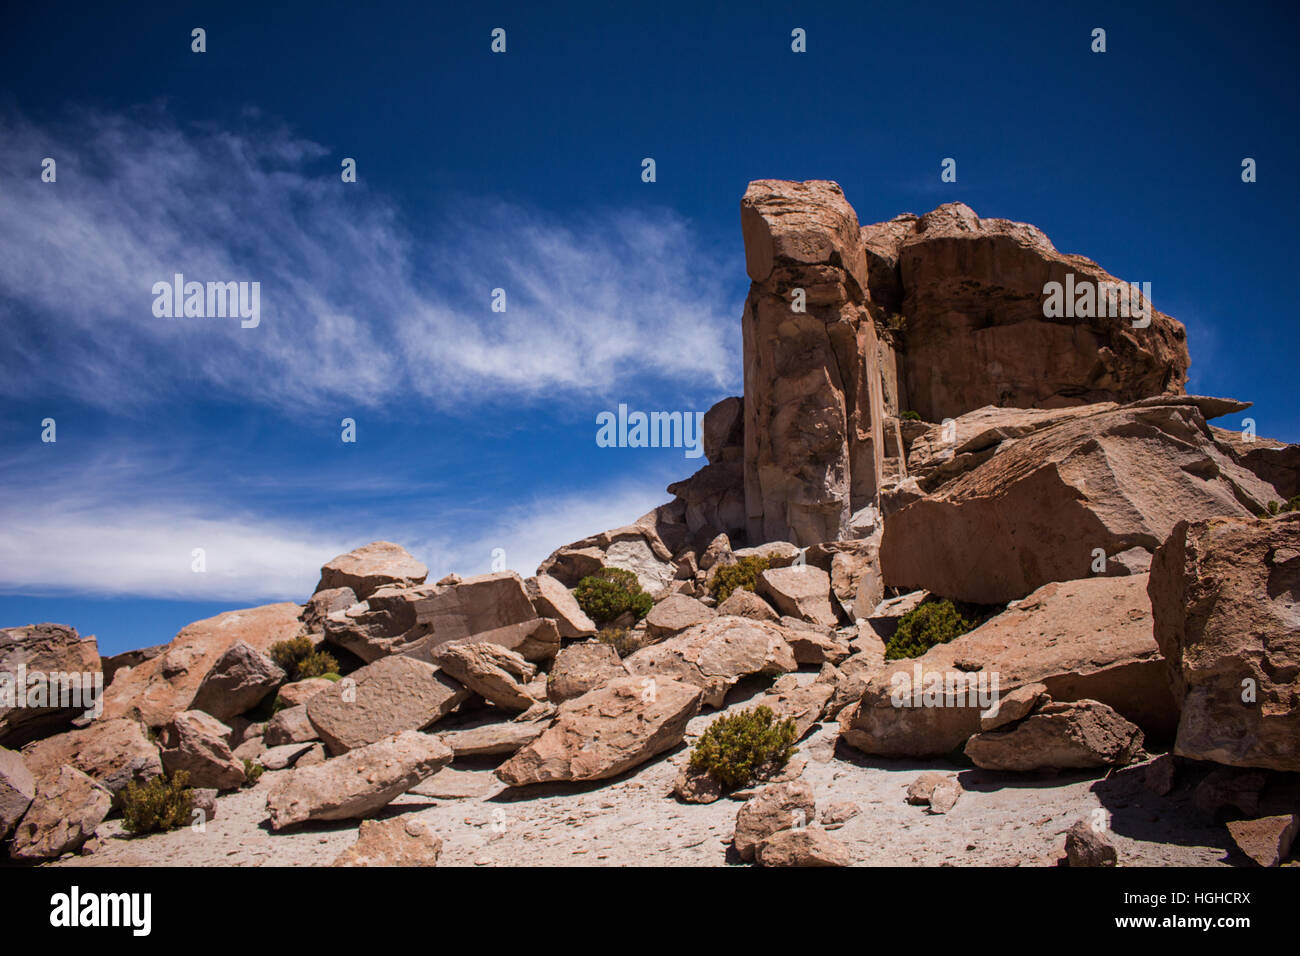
1,0 -> 1297,656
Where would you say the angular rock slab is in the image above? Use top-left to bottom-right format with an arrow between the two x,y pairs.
733,780 -> 816,862
546,642 -> 627,703
266,730 -> 452,830
307,655 -> 468,755
756,828 -> 852,867
624,616 -> 797,708
496,677 -> 702,787
1149,513 -> 1300,772
190,640 -> 285,723
0,623 -> 102,747
9,765 -> 111,861
20,717 -> 161,799
0,746 -> 35,838
525,574 -> 597,638
758,566 -> 838,628
429,641 -> 537,711
1225,814 -> 1299,867
158,710 -> 246,790
315,540 -> 428,600
964,700 -> 1145,771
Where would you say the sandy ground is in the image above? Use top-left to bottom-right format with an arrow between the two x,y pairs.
51,677 -> 1237,868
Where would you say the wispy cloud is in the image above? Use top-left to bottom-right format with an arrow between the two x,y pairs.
0,105 -> 739,415
0,444 -> 676,602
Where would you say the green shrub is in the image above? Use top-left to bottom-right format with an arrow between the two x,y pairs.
884,600 -> 979,660
1268,497 -> 1300,516
688,706 -> 798,789
885,312 -> 908,331
243,760 -> 264,787
900,410 -> 921,421
708,555 -> 770,603
120,771 -> 194,835
596,625 -> 639,658
270,636 -> 339,681
574,567 -> 653,627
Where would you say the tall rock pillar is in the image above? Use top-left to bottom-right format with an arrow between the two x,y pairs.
740,180 -> 884,547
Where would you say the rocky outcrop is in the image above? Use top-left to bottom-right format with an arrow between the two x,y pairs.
623,616 -> 797,708
314,541 -> 428,600
0,623 -> 101,747
496,677 -> 702,786
103,603 -> 303,728
307,655 -> 468,755
666,397 -> 748,544
840,575 -> 1176,757
1149,514 -> 1300,771
266,730 -> 452,830
880,400 -> 1276,603
869,201 -> 1189,422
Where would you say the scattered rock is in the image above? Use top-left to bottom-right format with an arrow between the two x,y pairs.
1065,820 -> 1118,867
265,730 -> 452,830
496,677 -> 702,787
8,765 -> 111,861
158,710 -> 246,790
331,816 -> 444,866
819,801 -> 861,828
1225,814 -> 1299,867
307,655 -> 468,755
756,827 -> 852,867
190,641 -> 285,723
1143,753 -> 1178,796
733,780 -> 816,862
964,700 -> 1145,771
906,772 -> 954,806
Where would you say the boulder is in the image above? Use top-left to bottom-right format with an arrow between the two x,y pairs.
979,682 -> 1049,731
190,641 -> 285,723
715,589 -> 778,622
265,730 -> 452,830
644,594 -> 715,641
0,746 -> 35,838
408,571 -> 560,661
260,742 -> 316,771
537,526 -> 676,595
881,401 -> 1276,604
19,717 -> 161,799
757,566 -> 838,627
525,574 -> 597,638
331,816 -> 444,867
1225,814 -> 1299,867
905,772 -> 954,806
779,619 -> 851,665
754,675 -> 834,740
756,828 -> 852,867
321,583 -> 437,662
496,677 -> 702,786
624,616 -> 797,708
840,575 -> 1176,757
276,678 -> 334,709
8,765 -> 111,861
699,533 -> 736,572
1149,514 -> 1300,771
101,644 -> 166,687
964,700 -> 1145,771
0,623 -> 102,747
315,541 -> 428,600
306,655 -> 468,755
158,710 -> 246,790
733,780 -> 815,862
546,642 -> 627,703
264,705 -> 319,747
1064,820 -> 1118,867
429,641 -> 538,712
103,602 -> 303,728
438,719 -> 549,758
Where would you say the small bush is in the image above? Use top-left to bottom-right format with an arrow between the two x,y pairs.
708,555 -> 770,603
689,706 -> 798,789
574,567 -> 653,627
1268,497 -> 1300,517
884,600 -> 979,660
597,626 -> 639,658
885,312 -> 908,331
900,410 -> 921,421
243,760 -> 264,787
270,636 -> 339,681
120,771 -> 194,835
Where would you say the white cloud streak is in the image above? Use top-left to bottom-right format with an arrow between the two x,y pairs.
0,106 -> 740,414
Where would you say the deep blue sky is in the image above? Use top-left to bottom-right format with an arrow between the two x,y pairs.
2,0 -> 1296,655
